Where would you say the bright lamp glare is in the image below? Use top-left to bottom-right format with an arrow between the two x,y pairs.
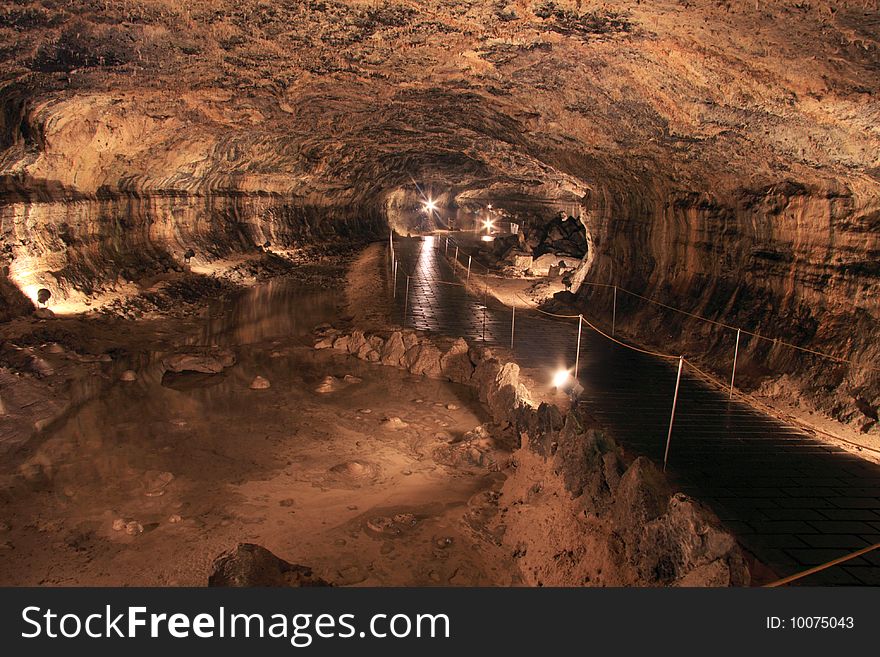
423,199 -> 437,213
483,219 -> 494,231
552,369 -> 571,388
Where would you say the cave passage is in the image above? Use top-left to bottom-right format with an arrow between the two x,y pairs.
391,235 -> 880,586
1,0 -> 879,590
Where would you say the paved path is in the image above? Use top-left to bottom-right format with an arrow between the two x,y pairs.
389,235 -> 880,585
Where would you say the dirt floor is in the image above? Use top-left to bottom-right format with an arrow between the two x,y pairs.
0,242 -> 516,586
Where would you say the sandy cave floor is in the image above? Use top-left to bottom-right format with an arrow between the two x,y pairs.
0,336 -> 515,586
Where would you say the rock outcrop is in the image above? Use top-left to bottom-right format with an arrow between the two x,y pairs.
314,324 -> 749,586
208,543 -> 331,588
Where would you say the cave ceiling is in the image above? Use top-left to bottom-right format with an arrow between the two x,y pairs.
0,0 -> 878,209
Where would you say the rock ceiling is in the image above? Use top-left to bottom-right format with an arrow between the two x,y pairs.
0,0 -> 878,208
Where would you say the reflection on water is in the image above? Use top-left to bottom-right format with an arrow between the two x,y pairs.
196,278 -> 341,347
54,278 -> 343,445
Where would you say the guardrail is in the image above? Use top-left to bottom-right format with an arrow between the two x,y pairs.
387,229 -> 880,586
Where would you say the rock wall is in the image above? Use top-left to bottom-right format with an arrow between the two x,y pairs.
573,179 -> 880,433
315,324 -> 750,587
0,187 -> 385,313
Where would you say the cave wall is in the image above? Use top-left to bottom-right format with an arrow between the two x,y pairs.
576,179 -> 880,429
0,186 -> 385,311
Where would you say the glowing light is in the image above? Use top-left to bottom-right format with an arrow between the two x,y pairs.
423,199 -> 438,213
480,235 -> 494,242
552,368 -> 571,389
483,219 -> 494,232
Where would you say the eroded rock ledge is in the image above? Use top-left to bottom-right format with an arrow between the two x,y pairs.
313,324 -> 750,587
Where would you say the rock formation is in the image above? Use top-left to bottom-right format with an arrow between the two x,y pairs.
316,324 -> 750,586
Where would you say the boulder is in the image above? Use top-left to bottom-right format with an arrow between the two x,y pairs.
531,253 -> 580,276
162,354 -> 226,374
250,375 -> 271,390
380,331 -> 407,366
553,410 -> 618,511
440,338 -> 474,383
506,253 -> 533,273
486,362 -> 523,423
407,342 -> 443,378
347,331 -> 367,356
611,457 -> 671,549
472,358 -> 502,403
208,544 -> 331,587
635,493 -> 749,586
33,308 -> 55,320
521,402 -> 566,455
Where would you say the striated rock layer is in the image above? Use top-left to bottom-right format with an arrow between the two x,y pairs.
0,1 -> 878,418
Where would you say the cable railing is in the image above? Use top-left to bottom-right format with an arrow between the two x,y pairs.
387,230 -> 880,585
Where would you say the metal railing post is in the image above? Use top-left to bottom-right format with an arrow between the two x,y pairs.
467,255 -> 472,283
510,305 -> 515,350
612,285 -> 618,336
392,259 -> 398,298
663,356 -> 684,472
730,328 -> 741,399
454,246 -> 459,267
575,314 -> 583,378
482,283 -> 487,342
403,275 -> 410,327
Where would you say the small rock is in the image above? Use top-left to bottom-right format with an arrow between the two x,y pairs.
382,417 -> 409,430
144,471 -> 174,496
401,469 -> 413,476
120,370 -> 137,382
34,308 -> 55,320
250,375 -> 271,390
168,514 -> 182,524
446,403 -> 458,410
112,519 -> 126,532
343,375 -> 362,384
125,521 -> 144,536
279,498 -> 295,507
358,408 -> 372,414
315,376 -> 340,394
337,565 -> 367,585
33,418 -> 52,432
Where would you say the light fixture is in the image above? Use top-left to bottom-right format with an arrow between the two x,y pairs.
552,368 -> 571,389
483,219 -> 494,232
423,199 -> 438,213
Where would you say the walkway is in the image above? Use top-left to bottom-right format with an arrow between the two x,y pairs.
389,235 -> 880,586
